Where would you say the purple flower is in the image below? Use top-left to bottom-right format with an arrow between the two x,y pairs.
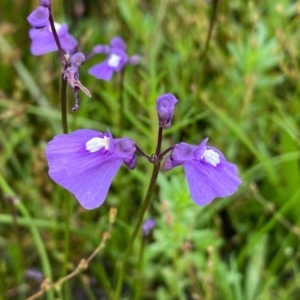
163,138 -> 241,205
142,218 -> 156,236
156,93 -> 178,128
29,23 -> 78,56
88,37 -> 129,81
27,6 -> 49,29
45,129 -> 137,209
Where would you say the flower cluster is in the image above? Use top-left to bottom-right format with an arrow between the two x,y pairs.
27,1 -> 140,110
45,94 -> 241,209
27,2 -> 139,81
28,2 -> 241,210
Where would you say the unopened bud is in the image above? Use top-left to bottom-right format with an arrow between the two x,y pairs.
156,93 -> 178,129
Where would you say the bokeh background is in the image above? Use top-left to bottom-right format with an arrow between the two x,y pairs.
1,0 -> 300,299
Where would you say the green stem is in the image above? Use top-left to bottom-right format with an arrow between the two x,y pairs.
133,236 -> 145,300
112,163 -> 161,299
118,69 -> 126,135
61,75 -> 68,134
60,74 -> 71,297
48,12 -> 67,66
200,0 -> 219,61
62,193 -> 72,300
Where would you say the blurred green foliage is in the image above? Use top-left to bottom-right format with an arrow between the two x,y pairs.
0,0 -> 300,299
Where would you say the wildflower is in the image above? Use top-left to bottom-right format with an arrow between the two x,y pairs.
163,138 -> 241,205
45,129 -> 137,209
29,23 -> 78,56
156,93 -> 178,128
88,37 -> 138,81
142,218 -> 156,236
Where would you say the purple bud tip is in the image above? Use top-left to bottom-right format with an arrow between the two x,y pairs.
39,0 -> 50,7
25,269 -> 43,282
70,52 -> 85,67
129,54 -> 141,65
156,93 -> 178,129
110,37 -> 126,50
142,218 -> 156,236
27,6 -> 49,29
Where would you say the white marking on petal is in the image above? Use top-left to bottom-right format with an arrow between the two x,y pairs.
86,136 -> 109,153
52,22 -> 62,32
201,149 -> 220,167
107,54 -> 121,68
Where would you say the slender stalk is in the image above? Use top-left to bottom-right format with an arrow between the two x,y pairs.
118,69 -> 126,135
60,76 -> 68,133
48,12 -> 67,66
112,124 -> 164,298
200,0 -> 219,61
112,163 -> 161,299
135,145 -> 152,160
155,127 -> 163,155
60,73 -> 70,299
133,236 -> 145,300
48,9 -> 69,133
159,145 -> 175,160
48,9 -> 70,294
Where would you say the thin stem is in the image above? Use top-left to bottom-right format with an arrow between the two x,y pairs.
118,69 -> 126,135
48,12 -> 67,66
200,0 -> 219,61
133,237 -> 145,300
155,127 -> 163,155
62,193 -> 71,300
112,163 -> 161,299
49,9 -> 70,293
112,122 -> 164,298
25,230 -> 112,300
60,75 -> 68,133
159,145 -> 175,160
135,145 -> 152,161
48,9 -> 69,133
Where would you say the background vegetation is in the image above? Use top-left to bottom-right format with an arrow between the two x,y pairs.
1,0 -> 300,299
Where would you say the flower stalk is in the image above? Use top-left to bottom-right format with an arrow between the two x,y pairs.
112,162 -> 161,299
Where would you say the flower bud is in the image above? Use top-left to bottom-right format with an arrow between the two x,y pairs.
39,0 -> 50,7
142,218 -> 156,236
70,52 -> 85,67
156,93 -> 178,129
